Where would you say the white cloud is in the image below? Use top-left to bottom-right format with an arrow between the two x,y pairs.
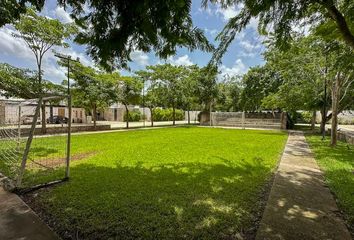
214,3 -> 259,31
247,17 -> 259,30
198,6 -> 214,16
167,55 -> 193,66
216,6 -> 238,21
54,7 -> 73,23
130,50 -> 149,66
0,27 -> 33,59
215,3 -> 243,22
240,40 -> 262,52
219,59 -> 247,79
205,28 -> 219,37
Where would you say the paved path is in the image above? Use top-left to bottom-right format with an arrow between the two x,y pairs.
256,131 -> 352,240
0,187 -> 60,240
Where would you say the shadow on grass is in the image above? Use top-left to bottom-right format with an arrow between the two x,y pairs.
29,147 -> 59,158
304,134 -> 354,237
34,158 -> 272,240
256,165 -> 353,239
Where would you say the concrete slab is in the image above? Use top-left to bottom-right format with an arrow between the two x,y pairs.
256,131 -> 352,240
0,187 -> 60,240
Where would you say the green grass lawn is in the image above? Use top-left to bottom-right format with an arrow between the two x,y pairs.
306,135 -> 354,232
24,127 -> 287,239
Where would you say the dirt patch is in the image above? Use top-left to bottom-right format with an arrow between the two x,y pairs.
28,151 -> 98,170
21,186 -> 71,239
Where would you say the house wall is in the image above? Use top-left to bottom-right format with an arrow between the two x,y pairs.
2,101 -> 86,124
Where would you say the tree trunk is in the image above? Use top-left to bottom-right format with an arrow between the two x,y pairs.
330,75 -> 340,146
172,104 -> 176,126
311,110 -> 316,131
187,109 -> 190,125
324,1 -> 354,49
150,107 -> 154,127
320,109 -> 327,135
124,104 -> 129,129
38,62 -> 46,134
93,104 -> 97,130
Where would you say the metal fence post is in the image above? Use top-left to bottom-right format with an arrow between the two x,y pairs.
65,95 -> 72,179
16,99 -> 42,187
242,111 -> 245,129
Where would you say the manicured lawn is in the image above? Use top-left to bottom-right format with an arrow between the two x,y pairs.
26,127 -> 287,239
306,135 -> 354,231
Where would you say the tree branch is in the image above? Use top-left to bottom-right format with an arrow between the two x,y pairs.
323,1 -> 354,49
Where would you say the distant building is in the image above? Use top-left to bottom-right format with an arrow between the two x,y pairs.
98,103 -> 151,121
0,98 -> 86,124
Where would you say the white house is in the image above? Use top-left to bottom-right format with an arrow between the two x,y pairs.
0,98 -> 86,125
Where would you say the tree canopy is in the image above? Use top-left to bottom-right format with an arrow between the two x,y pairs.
0,63 -> 64,99
1,1 -> 213,70
205,0 -> 354,64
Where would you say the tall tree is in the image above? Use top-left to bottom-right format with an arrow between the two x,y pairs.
68,62 -> 116,129
0,63 -> 64,99
115,76 -> 143,129
194,66 -> 219,114
327,42 -> 354,145
180,65 -> 200,124
136,70 -> 163,127
239,65 -> 282,111
215,75 -> 242,112
13,8 -> 76,133
143,85 -> 165,127
141,64 -> 187,126
261,35 -> 354,145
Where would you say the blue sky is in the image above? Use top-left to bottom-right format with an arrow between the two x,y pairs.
0,0 -> 265,83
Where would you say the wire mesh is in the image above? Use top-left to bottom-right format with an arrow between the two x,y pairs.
0,98 -> 69,189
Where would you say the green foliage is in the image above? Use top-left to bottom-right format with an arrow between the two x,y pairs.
194,66 -> 219,111
0,0 -> 44,26
300,111 -> 314,124
123,110 -> 142,122
24,127 -> 287,239
239,65 -> 282,111
66,62 -> 116,116
215,75 -> 241,112
115,76 -> 143,108
13,8 -> 76,72
307,134 -> 354,229
2,2 -> 213,69
152,108 -> 184,121
206,0 -> 354,64
137,64 -> 197,115
71,1 -> 213,70
0,63 -> 64,98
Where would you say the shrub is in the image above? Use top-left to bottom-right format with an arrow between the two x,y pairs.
152,108 -> 184,121
124,110 -> 142,122
300,111 -> 313,124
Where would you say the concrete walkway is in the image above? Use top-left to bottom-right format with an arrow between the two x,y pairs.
256,131 -> 352,240
0,187 -> 60,240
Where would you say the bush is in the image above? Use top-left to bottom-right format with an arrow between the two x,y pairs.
300,111 -> 313,124
152,108 -> 184,121
124,110 -> 142,122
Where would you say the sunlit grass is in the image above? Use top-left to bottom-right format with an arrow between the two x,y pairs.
27,127 -> 287,239
306,134 -> 354,230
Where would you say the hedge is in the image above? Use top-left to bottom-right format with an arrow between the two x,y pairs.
152,108 -> 184,121
124,110 -> 142,122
